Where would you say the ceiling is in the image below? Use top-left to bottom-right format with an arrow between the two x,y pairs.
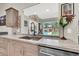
0,3 -> 59,19
24,3 -> 59,19
0,3 -> 39,16
0,3 -> 39,10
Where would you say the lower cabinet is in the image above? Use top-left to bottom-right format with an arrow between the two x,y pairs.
0,38 -> 8,56
13,42 -> 23,56
8,39 -> 39,56
23,43 -> 39,56
0,37 -> 39,56
8,40 -> 23,56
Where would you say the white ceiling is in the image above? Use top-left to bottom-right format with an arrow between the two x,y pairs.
0,3 -> 39,10
0,3 -> 39,16
0,3 -> 59,19
24,3 -> 59,19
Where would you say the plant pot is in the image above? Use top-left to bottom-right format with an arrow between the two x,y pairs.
60,36 -> 67,40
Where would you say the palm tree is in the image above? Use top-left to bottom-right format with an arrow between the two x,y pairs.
59,16 -> 69,40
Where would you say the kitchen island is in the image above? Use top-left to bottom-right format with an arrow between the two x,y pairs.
0,34 -> 79,56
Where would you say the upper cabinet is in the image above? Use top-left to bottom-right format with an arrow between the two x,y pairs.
6,7 -> 19,28
23,3 -> 59,19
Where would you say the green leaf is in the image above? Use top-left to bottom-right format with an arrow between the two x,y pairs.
59,17 -> 68,28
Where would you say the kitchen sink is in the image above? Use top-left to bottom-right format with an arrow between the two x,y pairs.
20,35 -> 42,41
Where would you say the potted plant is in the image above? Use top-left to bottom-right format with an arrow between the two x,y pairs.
59,16 -> 69,40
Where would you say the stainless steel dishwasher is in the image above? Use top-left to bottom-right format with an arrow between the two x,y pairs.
39,45 -> 79,56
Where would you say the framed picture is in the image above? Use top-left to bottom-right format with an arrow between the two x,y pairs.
61,3 -> 74,17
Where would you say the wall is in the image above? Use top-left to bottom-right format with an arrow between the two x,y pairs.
23,3 -> 59,35
20,13 -> 29,34
20,14 -> 39,35
23,3 -> 79,44
59,3 -> 79,44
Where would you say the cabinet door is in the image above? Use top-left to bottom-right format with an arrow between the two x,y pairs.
8,40 -> 15,56
13,40 -> 23,56
23,43 -> 39,56
6,9 -> 14,27
9,40 -> 23,56
6,8 -> 18,27
0,38 -> 8,56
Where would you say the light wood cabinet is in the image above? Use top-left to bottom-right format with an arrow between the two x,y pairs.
13,41 -> 23,56
7,39 -> 39,56
8,40 -> 23,56
0,37 -> 39,56
0,38 -> 8,56
6,7 -> 19,28
23,43 -> 39,56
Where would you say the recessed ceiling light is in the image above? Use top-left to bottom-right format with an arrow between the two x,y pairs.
46,9 -> 50,12
33,12 -> 37,14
